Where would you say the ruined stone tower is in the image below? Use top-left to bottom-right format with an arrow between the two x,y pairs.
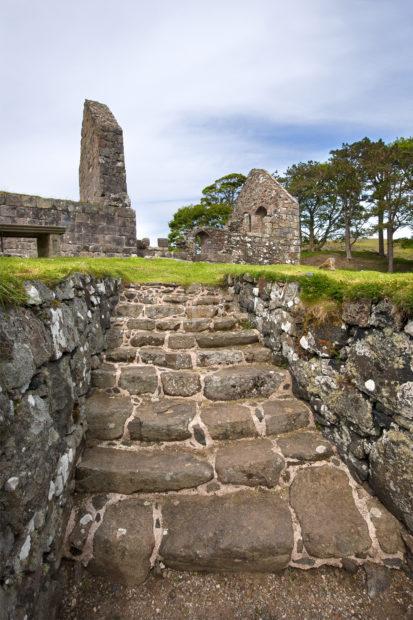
185,168 -> 300,264
0,100 -> 136,256
79,100 -> 130,207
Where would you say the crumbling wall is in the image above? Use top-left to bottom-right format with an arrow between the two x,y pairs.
79,100 -> 130,208
0,275 -> 120,619
231,275 -> 413,534
185,170 -> 301,265
0,192 -> 137,257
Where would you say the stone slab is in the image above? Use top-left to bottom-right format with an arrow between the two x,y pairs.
160,491 -> 293,572
91,499 -> 154,585
204,366 -> 284,401
161,371 -> 201,396
85,391 -> 133,440
76,446 -> 214,493
196,349 -> 244,367
196,330 -> 259,348
128,399 -> 196,442
263,399 -> 311,435
215,439 -> 284,487
290,465 -> 372,558
277,430 -> 333,461
200,403 -> 257,440
119,366 -> 158,394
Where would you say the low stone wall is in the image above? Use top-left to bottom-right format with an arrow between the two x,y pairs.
0,275 -> 120,619
231,275 -> 413,534
0,191 -> 137,257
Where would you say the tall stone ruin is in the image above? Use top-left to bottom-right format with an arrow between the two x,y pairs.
185,168 -> 300,264
0,100 -> 136,256
79,100 -> 130,207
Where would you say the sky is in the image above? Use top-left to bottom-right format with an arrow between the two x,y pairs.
1,0 -> 412,242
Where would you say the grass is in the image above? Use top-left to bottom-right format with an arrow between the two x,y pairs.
301,238 -> 413,272
1,255 -> 413,315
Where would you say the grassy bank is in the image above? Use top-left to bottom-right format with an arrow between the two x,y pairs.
1,256 -> 413,314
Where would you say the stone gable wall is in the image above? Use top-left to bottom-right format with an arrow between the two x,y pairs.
0,275 -> 120,619
231,275 -> 413,535
185,169 -> 300,265
0,191 -> 137,257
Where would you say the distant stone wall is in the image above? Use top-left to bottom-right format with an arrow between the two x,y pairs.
232,275 -> 413,534
0,191 -> 137,257
0,275 -> 120,619
136,238 -> 188,260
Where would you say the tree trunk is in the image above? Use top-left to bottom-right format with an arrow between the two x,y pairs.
378,209 -> 385,256
344,218 -> 352,260
308,218 -> 315,252
387,223 -> 394,273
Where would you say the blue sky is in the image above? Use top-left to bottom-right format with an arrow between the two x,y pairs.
1,0 -> 412,241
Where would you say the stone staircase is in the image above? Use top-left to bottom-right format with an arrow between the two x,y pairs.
65,284 -> 405,585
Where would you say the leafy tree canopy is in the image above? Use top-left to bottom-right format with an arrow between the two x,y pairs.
168,173 -> 246,247
200,173 -> 246,207
168,203 -> 232,248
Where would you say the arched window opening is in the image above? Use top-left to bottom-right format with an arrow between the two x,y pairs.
194,231 -> 210,255
253,206 -> 267,233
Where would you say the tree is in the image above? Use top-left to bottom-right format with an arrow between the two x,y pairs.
168,173 -> 246,248
356,138 -> 389,257
381,138 -> 413,272
168,203 -> 232,248
281,161 -> 341,250
200,173 -> 246,207
329,143 -> 368,260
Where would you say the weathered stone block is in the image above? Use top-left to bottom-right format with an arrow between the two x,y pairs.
160,491 -> 293,571
91,500 -> 154,585
290,465 -> 371,558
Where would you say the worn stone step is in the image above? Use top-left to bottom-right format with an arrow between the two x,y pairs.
76,446 -> 214,493
196,346 -> 271,367
200,402 -> 257,440
128,399 -> 196,442
159,491 -> 294,572
85,391 -> 132,441
276,430 -> 334,462
195,330 -> 259,348
260,399 -> 311,435
204,365 -> 286,401
215,439 -> 285,487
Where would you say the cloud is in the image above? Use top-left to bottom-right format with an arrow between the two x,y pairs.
1,0 -> 412,241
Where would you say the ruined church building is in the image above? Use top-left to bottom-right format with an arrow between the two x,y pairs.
0,102 -> 300,265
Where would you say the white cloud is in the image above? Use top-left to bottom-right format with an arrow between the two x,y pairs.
0,0 -> 411,242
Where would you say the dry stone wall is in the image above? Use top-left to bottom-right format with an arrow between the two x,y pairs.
0,275 -> 120,620
231,275 -> 413,535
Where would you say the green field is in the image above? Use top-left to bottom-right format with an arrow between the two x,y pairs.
302,238 -> 413,272
1,255 -> 413,315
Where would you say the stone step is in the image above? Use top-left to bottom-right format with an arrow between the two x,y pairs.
91,363 -> 287,399
159,491 -> 293,573
120,397 -> 311,444
203,365 -> 287,400
128,399 -> 196,442
195,330 -> 259,348
76,446 -> 214,494
110,345 -> 272,369
83,460 -> 404,585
